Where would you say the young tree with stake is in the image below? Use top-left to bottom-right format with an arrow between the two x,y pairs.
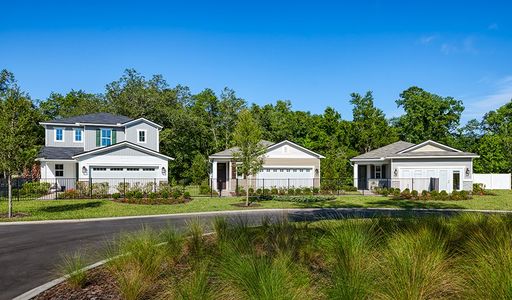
0,70 -> 40,218
232,110 -> 266,206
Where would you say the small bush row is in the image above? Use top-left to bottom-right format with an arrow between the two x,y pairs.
472,183 -> 497,196
263,195 -> 336,203
374,187 -> 472,201
236,185 -> 356,196
19,182 -> 51,196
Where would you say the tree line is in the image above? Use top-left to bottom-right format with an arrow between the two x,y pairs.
1,68 -> 511,185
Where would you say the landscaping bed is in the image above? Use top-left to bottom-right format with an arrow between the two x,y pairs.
43,213 -> 512,299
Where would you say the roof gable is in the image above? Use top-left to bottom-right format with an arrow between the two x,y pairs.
208,140 -> 324,159
265,140 -> 325,159
398,140 -> 461,154
73,141 -> 173,160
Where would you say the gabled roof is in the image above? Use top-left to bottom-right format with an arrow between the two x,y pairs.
351,141 -> 415,161
72,141 -> 174,160
44,113 -> 133,125
209,140 -> 275,158
351,140 -> 479,161
37,147 -> 84,160
208,140 -> 325,159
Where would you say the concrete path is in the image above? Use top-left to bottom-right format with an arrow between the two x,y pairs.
1,207 -> 510,300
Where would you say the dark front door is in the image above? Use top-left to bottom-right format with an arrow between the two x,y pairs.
217,163 -> 227,190
357,165 -> 367,190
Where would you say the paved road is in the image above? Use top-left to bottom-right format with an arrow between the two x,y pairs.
0,207 -> 497,299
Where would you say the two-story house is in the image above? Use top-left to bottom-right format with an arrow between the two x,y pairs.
36,113 -> 173,189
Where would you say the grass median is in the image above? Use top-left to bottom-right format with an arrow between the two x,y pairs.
0,190 -> 510,222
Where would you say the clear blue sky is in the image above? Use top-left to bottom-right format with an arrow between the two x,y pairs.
1,1 -> 511,123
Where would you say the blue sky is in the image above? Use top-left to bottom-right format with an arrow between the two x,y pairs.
1,1 -> 511,123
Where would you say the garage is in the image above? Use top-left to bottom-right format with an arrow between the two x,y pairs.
89,166 -> 159,179
256,167 -> 315,188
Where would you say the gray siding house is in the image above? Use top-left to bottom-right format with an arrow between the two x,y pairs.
350,140 -> 479,192
37,113 -> 173,189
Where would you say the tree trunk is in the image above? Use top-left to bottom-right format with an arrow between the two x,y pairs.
245,176 -> 249,207
8,175 -> 12,218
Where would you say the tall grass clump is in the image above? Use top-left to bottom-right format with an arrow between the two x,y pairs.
459,217 -> 512,299
186,218 -> 206,260
320,219 -> 379,300
106,228 -> 167,300
59,251 -> 88,289
376,227 -> 460,300
216,239 -> 312,300
167,261 -> 212,300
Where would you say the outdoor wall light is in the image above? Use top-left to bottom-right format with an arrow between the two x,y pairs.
162,167 -> 167,176
393,168 -> 398,177
315,168 -> 319,176
82,166 -> 88,175
465,167 -> 470,177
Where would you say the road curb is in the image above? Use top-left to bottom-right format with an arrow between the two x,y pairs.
2,207 -> 512,226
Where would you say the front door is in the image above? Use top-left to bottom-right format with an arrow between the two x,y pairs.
357,165 -> 367,190
217,163 -> 227,191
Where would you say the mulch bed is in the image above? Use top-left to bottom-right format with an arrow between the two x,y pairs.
230,202 -> 262,207
35,267 -> 120,300
0,212 -> 30,218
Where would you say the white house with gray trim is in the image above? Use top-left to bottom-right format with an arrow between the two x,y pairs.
36,113 -> 173,189
350,140 -> 479,193
209,140 -> 325,194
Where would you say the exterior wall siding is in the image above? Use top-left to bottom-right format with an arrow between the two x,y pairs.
84,126 -> 126,151
124,121 -> 159,151
45,126 -> 84,147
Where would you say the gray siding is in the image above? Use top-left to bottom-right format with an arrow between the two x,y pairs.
391,158 -> 473,180
45,125 -> 84,147
125,120 -> 159,151
83,126 -> 126,151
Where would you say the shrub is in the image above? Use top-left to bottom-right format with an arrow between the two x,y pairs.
148,192 -> 158,200
59,251 -> 88,289
342,185 -> 358,192
439,190 -> 449,200
270,188 -> 278,195
392,188 -> 401,197
248,188 -> 255,195
160,190 -> 170,199
400,188 -> 412,199
266,195 -> 336,203
116,182 -> 130,194
312,187 -> 319,194
172,188 -> 183,199
184,191 -> 191,199
288,188 -> 295,195
92,182 -> 109,198
60,189 -> 80,199
134,191 -> 143,199
411,190 -> 419,199
303,187 -> 312,195
256,188 -> 263,195
20,181 -> 51,196
112,193 -> 121,200
263,188 -> 270,195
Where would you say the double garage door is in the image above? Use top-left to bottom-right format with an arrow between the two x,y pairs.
399,168 -> 462,193
90,166 -> 158,179
256,167 -> 315,188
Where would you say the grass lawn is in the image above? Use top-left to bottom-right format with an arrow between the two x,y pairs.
0,190 -> 510,222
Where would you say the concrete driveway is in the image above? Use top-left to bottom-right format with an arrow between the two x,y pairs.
0,207 -> 502,300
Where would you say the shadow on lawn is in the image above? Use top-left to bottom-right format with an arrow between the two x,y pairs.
365,199 -> 464,210
39,201 -> 103,213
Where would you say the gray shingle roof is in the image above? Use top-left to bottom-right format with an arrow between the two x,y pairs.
391,151 -> 478,158
38,147 -> 84,160
351,141 -> 416,160
209,140 -> 275,157
47,113 -> 132,125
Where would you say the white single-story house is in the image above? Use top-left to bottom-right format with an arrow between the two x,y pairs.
209,140 -> 325,194
350,140 -> 479,193
36,113 -> 173,191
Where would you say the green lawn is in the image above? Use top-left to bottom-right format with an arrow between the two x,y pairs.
0,190 -> 511,222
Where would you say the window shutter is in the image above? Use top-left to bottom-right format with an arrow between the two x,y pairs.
96,129 -> 100,147
382,165 -> 387,178
112,130 -> 117,144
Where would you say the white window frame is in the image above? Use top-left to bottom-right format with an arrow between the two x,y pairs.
54,128 -> 64,142
137,129 -> 147,143
375,165 -> 382,179
101,128 -> 112,146
55,164 -> 64,177
73,128 -> 83,142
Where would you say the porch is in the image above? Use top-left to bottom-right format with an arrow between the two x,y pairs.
353,162 -> 391,191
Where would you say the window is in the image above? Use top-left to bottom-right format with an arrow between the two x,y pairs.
143,168 -> 155,171
375,165 -> 382,179
110,168 -> 123,171
127,168 -> 139,171
92,167 -> 107,171
74,129 -> 82,142
138,129 -> 147,143
55,164 -> 64,177
453,171 -> 461,191
55,128 -> 64,142
101,129 -> 112,146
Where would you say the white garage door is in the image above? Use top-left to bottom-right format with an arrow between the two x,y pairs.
90,167 -> 158,179
256,167 -> 314,188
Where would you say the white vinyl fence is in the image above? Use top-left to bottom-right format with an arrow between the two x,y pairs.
473,174 -> 511,190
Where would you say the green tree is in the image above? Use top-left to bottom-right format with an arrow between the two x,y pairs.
38,90 -> 107,120
0,70 -> 40,217
395,87 -> 464,143
185,153 -> 209,185
479,100 -> 512,172
232,110 -> 266,206
350,91 -> 397,153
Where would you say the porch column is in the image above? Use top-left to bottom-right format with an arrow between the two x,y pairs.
366,165 -> 371,181
353,163 -> 358,188
212,161 -> 218,191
